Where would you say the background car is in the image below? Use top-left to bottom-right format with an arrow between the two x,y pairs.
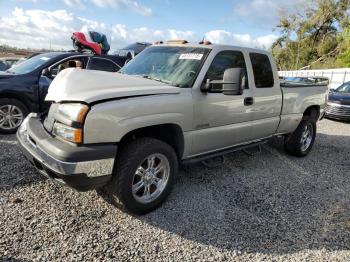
0,61 -> 7,71
325,81 -> 350,121
114,42 -> 151,65
0,52 -> 124,133
281,76 -> 329,85
0,57 -> 23,71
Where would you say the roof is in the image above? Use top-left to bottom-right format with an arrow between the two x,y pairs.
152,43 -> 269,54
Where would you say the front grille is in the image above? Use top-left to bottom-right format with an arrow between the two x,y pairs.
325,103 -> 350,117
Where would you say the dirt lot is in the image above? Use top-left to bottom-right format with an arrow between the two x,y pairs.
0,119 -> 349,261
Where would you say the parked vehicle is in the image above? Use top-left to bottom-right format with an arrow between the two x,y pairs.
0,61 -> 7,71
114,42 -> 151,65
0,52 -> 124,133
17,42 -> 328,214
0,57 -> 23,71
281,76 -> 329,85
325,81 -> 350,121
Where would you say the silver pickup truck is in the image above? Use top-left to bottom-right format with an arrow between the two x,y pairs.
17,42 -> 328,214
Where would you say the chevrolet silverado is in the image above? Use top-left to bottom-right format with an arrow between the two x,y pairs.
17,41 -> 328,214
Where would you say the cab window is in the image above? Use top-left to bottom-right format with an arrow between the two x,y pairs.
249,53 -> 274,88
206,51 -> 248,92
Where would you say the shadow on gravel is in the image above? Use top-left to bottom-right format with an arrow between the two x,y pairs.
0,257 -> 32,262
324,117 -> 350,124
138,133 -> 350,255
0,135 -> 46,191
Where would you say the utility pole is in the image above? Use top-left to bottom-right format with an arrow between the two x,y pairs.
110,23 -> 113,49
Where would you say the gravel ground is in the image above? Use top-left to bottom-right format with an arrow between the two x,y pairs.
0,119 -> 350,261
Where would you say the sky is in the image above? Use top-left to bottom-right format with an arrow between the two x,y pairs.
0,0 -> 301,51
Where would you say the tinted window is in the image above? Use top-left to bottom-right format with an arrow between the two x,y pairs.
88,58 -> 119,72
206,51 -> 247,91
250,53 -> 274,88
51,57 -> 87,78
0,61 -> 7,71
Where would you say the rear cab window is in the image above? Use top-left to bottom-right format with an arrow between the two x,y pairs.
249,53 -> 274,88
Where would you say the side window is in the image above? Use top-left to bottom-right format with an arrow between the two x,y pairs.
249,53 -> 274,88
50,58 -> 86,78
206,51 -> 248,91
87,58 -> 119,72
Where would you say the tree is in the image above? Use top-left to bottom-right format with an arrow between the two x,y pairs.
271,0 -> 350,70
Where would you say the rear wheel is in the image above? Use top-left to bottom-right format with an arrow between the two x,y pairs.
0,98 -> 28,134
106,138 -> 178,214
284,117 -> 316,157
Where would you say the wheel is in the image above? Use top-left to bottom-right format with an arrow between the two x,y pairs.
106,138 -> 178,214
0,98 -> 28,134
284,117 -> 316,157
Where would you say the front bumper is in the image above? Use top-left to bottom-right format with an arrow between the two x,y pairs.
17,114 -> 117,191
325,103 -> 350,121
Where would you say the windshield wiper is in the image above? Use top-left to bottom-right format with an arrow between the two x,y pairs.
141,75 -> 172,85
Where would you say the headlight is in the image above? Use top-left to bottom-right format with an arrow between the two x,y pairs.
53,103 -> 89,143
57,103 -> 89,123
53,122 -> 83,143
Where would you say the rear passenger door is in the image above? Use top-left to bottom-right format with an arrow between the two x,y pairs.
87,57 -> 120,72
248,52 -> 282,140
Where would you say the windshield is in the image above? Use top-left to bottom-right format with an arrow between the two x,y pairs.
7,53 -> 59,74
119,46 -> 210,87
335,82 -> 350,93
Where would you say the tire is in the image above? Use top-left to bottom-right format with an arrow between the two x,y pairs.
284,117 -> 316,157
106,138 -> 178,215
0,98 -> 28,134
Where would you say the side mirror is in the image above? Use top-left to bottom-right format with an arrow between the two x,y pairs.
222,68 -> 244,95
201,68 -> 245,95
41,68 -> 51,78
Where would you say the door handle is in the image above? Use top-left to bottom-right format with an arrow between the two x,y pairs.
244,97 -> 254,106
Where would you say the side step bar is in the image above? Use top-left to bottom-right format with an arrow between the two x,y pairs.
181,140 -> 268,165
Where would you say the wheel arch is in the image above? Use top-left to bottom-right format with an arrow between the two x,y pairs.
118,123 -> 185,159
0,92 -> 32,112
303,105 -> 320,121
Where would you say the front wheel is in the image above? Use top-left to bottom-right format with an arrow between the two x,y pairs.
284,118 -> 316,157
106,138 -> 178,214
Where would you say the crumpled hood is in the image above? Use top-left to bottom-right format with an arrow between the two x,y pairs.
45,68 -> 180,103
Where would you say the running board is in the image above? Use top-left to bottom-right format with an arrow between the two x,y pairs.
181,140 -> 268,165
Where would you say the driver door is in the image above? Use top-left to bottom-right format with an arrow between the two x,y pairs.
191,50 -> 255,155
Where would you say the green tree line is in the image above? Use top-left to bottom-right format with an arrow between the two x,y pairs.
271,0 -> 350,70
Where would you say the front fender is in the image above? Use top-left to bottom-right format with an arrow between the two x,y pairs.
83,92 -> 193,144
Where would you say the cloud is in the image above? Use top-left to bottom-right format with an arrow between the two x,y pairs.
205,30 -> 278,49
0,8 -> 278,51
65,0 -> 153,16
232,0 -> 302,26
63,0 -> 86,8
